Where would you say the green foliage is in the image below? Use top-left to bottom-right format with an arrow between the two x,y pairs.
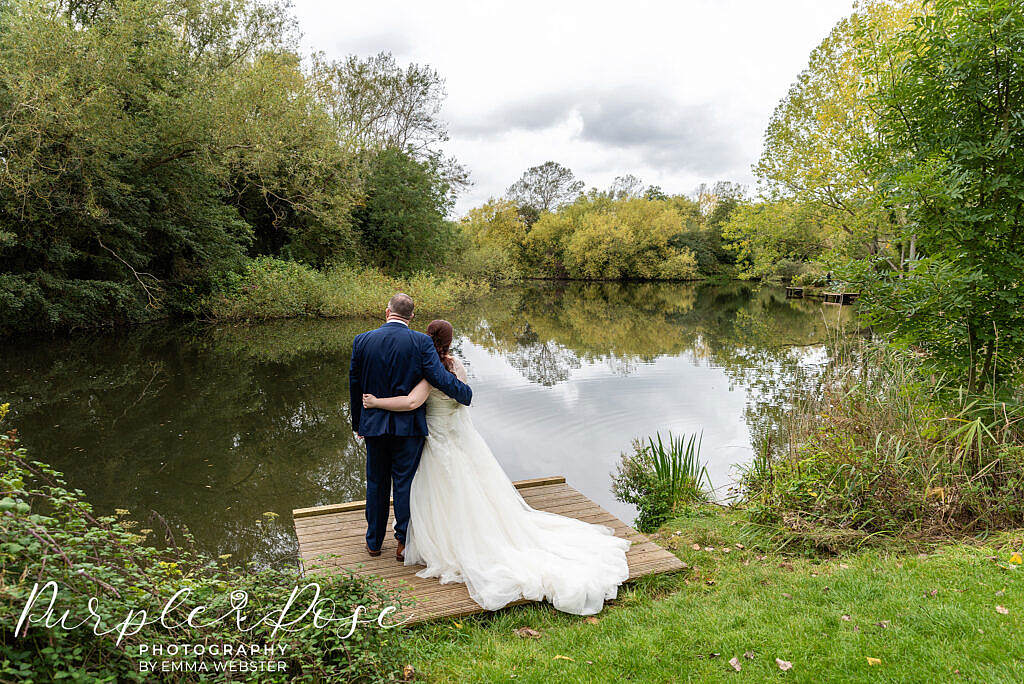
612,432 -> 710,532
851,0 -> 1024,390
524,197 -> 700,281
0,0 -> 465,335
740,340 -> 1024,551
0,426 -> 407,682
352,149 -> 456,274
205,257 -> 489,321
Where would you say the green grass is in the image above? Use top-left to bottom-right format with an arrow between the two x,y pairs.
404,510 -> 1023,682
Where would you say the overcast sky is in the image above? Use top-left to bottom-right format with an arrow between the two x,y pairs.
292,0 -> 856,214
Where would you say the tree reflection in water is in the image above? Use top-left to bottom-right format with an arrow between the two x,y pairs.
0,283 -> 854,563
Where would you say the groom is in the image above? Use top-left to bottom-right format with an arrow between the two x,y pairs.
349,293 -> 473,561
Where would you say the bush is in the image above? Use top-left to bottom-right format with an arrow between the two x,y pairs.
612,432 -> 710,532
740,340 -> 1024,550
0,416 -> 408,682
204,257 -> 490,321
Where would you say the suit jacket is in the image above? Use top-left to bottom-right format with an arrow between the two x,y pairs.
349,321 -> 473,437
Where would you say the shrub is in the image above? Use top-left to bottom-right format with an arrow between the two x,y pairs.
740,339 -> 1024,550
0,418 -> 408,682
204,257 -> 489,321
612,432 -> 711,532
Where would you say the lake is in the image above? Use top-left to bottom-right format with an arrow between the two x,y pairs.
1,281 -> 853,565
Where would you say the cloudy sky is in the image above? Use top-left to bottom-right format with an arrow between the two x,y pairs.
292,0 -> 856,214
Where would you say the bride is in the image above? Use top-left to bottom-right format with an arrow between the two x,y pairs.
361,319 -> 631,616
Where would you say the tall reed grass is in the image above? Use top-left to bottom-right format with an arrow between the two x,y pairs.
613,431 -> 711,532
740,336 -> 1024,550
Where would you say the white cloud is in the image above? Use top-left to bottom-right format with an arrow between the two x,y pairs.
292,0 -> 856,213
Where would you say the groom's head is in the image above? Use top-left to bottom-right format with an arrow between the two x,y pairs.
386,293 -> 415,322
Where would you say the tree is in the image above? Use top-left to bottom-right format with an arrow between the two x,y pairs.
0,0 -> 359,331
506,162 -> 584,217
351,149 -> 454,274
754,0 -> 916,260
851,0 -> 1024,390
608,174 -> 645,200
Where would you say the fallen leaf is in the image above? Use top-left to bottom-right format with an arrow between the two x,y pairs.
995,589 -> 1005,597
709,652 -> 720,659
841,615 -> 851,621
1010,552 -> 1022,565
514,627 -> 541,639
584,617 -> 599,625
996,605 -> 1009,615
779,562 -> 794,571
866,657 -> 881,666
729,657 -> 742,672
453,621 -> 462,629
776,658 -> 793,671
839,563 -> 850,569
927,589 -> 938,597
744,651 -> 755,659
823,586 -> 831,593
706,547 -> 716,552
735,543 -> 745,550
875,621 -> 890,629
402,664 -> 415,681
706,579 -> 716,586
723,548 -> 731,554
553,655 -> 574,661
782,592 -> 793,599
693,543 -> 701,551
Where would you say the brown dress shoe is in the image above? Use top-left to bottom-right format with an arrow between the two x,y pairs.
366,544 -> 381,557
396,542 -> 405,563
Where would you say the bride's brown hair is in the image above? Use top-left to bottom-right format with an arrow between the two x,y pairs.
426,319 -> 455,371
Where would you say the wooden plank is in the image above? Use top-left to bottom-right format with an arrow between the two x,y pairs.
293,476 -> 684,623
292,476 -> 566,519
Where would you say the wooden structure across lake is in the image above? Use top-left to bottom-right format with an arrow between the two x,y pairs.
292,476 -> 686,623
822,291 -> 860,305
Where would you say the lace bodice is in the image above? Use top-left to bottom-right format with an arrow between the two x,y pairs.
425,357 -> 468,417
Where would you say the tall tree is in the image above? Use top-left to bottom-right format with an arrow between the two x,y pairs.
852,0 -> 1024,390
506,161 -> 584,216
755,0 -> 916,259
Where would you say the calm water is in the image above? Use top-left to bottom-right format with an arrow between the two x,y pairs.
1,282 -> 852,564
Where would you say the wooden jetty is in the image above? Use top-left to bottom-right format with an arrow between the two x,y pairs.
822,291 -> 860,305
293,476 -> 686,623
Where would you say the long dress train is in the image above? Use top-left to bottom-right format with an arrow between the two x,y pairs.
404,358 -> 630,615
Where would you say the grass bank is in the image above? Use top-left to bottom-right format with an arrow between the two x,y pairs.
204,257 -> 491,322
405,509 -> 1023,682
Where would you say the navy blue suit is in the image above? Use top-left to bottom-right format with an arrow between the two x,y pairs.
349,321 -> 472,549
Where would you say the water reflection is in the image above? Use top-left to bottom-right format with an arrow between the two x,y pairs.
0,283 -> 852,564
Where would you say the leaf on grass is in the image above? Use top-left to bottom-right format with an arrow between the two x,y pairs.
875,620 -> 890,629
927,589 -> 938,597
453,621 -> 462,629
1009,552 -> 1022,565
584,617 -> 599,625
866,657 -> 881,666
996,605 -> 1009,615
514,627 -> 542,639
735,543 -> 745,549
995,589 -> 1005,597
840,615 -> 851,621
779,562 -> 794,571
839,563 -> 849,569
402,664 -> 416,681
776,658 -> 793,671
553,655 -> 574,661
781,593 -> 793,599
744,651 -> 755,660
729,657 -> 742,672
692,543 -> 701,551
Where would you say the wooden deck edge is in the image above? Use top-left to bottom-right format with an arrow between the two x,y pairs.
292,475 -> 567,519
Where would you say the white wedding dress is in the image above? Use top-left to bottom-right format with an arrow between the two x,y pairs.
404,358 -> 631,615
